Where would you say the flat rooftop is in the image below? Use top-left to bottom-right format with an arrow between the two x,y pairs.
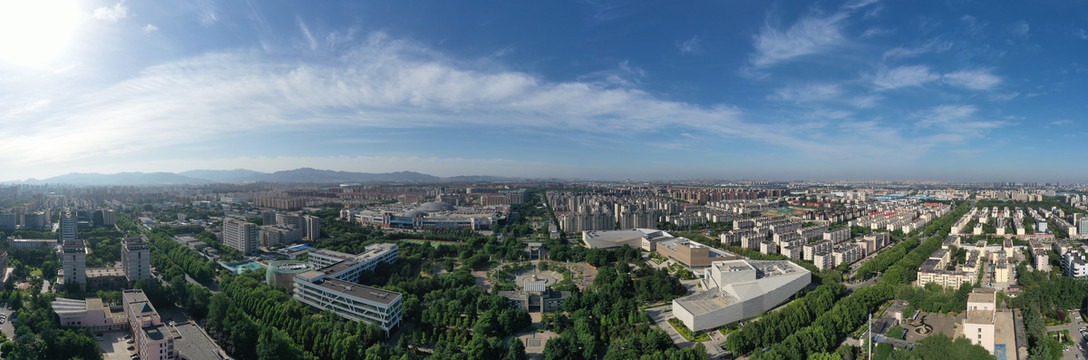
673,289 -> 737,316
966,309 -> 994,324
174,322 -> 225,360
312,277 -> 401,305
968,289 -> 997,305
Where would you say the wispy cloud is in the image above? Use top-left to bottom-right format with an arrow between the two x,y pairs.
93,2 -> 129,22
960,15 -> 988,37
871,65 -> 939,90
768,83 -> 842,102
860,27 -> 893,38
914,105 -> 1009,134
943,68 -> 1001,90
749,12 -> 850,68
678,36 -> 701,55
1079,29 -> 1088,40
882,40 -> 952,60
298,19 -> 318,50
143,24 -> 159,34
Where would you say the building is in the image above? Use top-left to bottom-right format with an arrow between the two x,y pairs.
963,290 -> 996,354
57,210 -> 87,291
303,215 -> 321,241
0,250 -> 6,282
6,238 -> 56,249
121,238 -> 152,284
123,289 -> 177,360
275,212 -> 302,230
223,219 -> 259,255
498,276 -> 570,312
672,259 -> 811,332
1063,251 -> 1088,277
259,225 -> 302,248
652,237 -> 740,274
582,228 -> 672,250
265,260 -> 315,292
52,297 -> 128,331
0,213 -> 16,229
293,244 -> 403,331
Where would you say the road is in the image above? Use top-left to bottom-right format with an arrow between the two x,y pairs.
0,305 -> 13,342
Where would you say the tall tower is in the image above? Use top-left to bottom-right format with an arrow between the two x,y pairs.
57,209 -> 86,291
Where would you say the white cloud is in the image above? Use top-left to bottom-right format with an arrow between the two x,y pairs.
943,68 -> 1001,90
0,33 -> 782,165
142,24 -> 159,34
93,2 -> 128,22
678,35 -> 701,55
749,12 -> 849,68
871,65 -> 939,90
1079,29 -> 1088,40
914,105 -> 1008,133
768,83 -> 842,102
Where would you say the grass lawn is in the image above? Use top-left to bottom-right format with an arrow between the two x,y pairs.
668,318 -> 710,342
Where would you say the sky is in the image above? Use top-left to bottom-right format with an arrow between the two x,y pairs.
1,0 -> 1088,182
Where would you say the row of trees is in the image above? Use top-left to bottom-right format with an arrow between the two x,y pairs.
750,203 -> 972,359
724,282 -> 848,355
143,225 -> 217,284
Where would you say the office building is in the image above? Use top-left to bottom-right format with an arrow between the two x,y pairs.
121,238 -> 152,283
0,213 -> 14,229
294,243 -> 402,331
223,219 -> 259,255
672,259 -> 810,332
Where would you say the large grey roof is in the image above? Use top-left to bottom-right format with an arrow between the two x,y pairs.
419,201 -> 455,212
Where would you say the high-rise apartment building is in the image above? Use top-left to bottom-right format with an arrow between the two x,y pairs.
223,219 -> 259,255
275,213 -> 302,230
58,209 -> 87,290
121,238 -> 151,283
303,215 -> 321,241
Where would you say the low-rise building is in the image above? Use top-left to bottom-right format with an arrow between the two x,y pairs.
52,297 -> 128,331
653,237 -> 739,273
672,259 -> 811,332
582,228 -> 671,249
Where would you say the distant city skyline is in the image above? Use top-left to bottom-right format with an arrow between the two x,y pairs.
2,1 -> 1088,182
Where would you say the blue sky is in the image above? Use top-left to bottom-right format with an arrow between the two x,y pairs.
2,0 -> 1087,182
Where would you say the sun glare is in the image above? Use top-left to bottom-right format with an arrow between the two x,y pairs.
0,0 -> 82,68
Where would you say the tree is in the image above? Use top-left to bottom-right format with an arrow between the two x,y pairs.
504,338 -> 527,360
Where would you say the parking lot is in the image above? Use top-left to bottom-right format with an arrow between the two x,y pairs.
96,331 -> 136,360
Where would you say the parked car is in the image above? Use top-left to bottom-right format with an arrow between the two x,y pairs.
126,339 -> 135,344
127,346 -> 135,351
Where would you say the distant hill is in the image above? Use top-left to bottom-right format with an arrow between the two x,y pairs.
12,168 -> 507,185
22,172 -> 209,186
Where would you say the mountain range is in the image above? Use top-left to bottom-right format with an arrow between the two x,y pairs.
8,168 -> 511,185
